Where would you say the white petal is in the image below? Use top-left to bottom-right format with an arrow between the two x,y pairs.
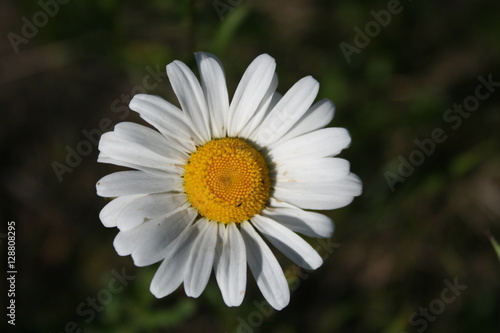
97,152 -> 167,176
273,173 -> 362,210
240,221 -> 290,310
214,223 -> 247,306
253,76 -> 319,146
96,171 -> 182,197
113,208 -> 194,257
239,74 -> 278,138
274,191 -> 354,210
99,194 -> 143,228
118,208 -> 197,266
273,158 -> 350,183
150,220 -> 202,298
98,132 -> 181,173
271,98 -> 335,147
114,122 -> 188,161
268,92 -> 282,110
268,128 -> 351,161
227,54 -> 276,136
276,173 -> 363,196
195,52 -> 229,138
262,201 -> 334,238
129,94 -> 194,147
116,193 -> 188,231
251,215 -> 323,270
167,60 -> 211,143
184,219 -> 218,297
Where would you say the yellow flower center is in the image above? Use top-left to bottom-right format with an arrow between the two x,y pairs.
183,138 -> 270,224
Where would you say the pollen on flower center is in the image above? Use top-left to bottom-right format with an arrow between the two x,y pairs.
183,138 -> 271,224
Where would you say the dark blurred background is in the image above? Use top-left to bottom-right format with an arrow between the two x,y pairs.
1,0 -> 500,332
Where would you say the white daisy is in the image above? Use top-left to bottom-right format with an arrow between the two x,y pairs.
96,52 -> 362,310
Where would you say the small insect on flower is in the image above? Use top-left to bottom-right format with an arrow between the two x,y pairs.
96,52 -> 362,310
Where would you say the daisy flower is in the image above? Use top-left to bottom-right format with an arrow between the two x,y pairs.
96,52 -> 362,310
